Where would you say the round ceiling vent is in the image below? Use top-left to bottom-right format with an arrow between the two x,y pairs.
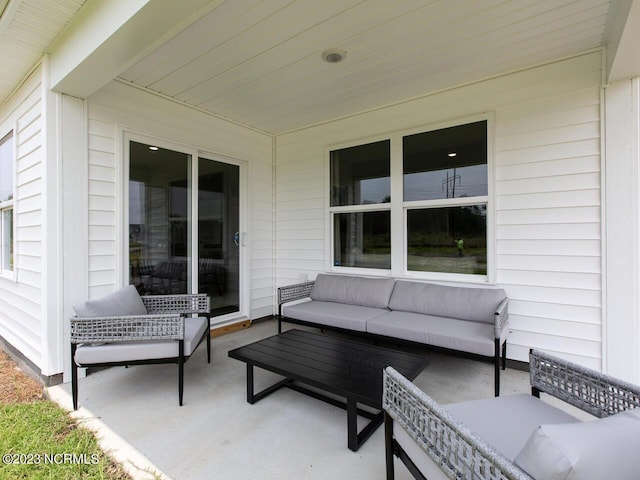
322,48 -> 346,63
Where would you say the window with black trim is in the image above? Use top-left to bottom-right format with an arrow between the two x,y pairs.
329,120 -> 489,277
330,140 -> 391,269
404,121 -> 488,275
0,131 -> 14,273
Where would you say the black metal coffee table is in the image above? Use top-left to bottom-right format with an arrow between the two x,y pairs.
228,329 -> 429,451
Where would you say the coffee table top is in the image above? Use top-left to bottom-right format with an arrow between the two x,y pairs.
228,329 -> 429,408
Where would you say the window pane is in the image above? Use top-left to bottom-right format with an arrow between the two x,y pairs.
2,208 -> 12,271
403,121 -> 487,201
0,132 -> 13,203
129,141 -> 191,295
334,211 -> 390,269
407,206 -> 486,275
330,140 -> 390,206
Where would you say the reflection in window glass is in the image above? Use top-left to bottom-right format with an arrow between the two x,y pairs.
403,121 -> 487,201
330,140 -> 390,206
2,208 -> 12,271
407,206 -> 486,275
334,211 -> 390,269
0,132 -> 13,203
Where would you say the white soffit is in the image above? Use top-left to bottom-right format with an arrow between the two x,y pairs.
119,0 -> 616,134
0,0 -> 86,101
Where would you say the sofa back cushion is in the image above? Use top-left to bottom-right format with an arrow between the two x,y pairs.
310,274 -> 395,309
73,285 -> 148,317
389,281 -> 506,323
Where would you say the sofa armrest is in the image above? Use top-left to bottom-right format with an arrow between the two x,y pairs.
383,367 -> 531,480
277,281 -> 315,306
494,298 -> 509,339
70,314 -> 184,344
530,349 -> 640,418
141,293 -> 210,317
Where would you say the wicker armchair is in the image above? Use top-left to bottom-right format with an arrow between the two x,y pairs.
383,349 -> 640,480
70,291 -> 211,409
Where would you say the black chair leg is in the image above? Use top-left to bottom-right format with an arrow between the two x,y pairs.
206,330 -> 211,364
71,343 -> 78,410
384,412 -> 395,480
178,340 -> 185,406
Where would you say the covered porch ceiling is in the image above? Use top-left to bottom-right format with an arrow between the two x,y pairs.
1,0 -> 639,134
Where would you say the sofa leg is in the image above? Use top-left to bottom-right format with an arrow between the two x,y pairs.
494,339 -> 501,397
502,341 -> 507,370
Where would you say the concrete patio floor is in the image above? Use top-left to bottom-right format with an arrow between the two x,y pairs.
49,318 -> 533,480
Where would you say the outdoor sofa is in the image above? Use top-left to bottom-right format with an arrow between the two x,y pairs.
383,349 -> 640,480
70,285 -> 211,408
278,273 -> 509,395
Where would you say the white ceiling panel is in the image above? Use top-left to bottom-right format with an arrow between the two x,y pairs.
0,0 -> 622,134
118,0 -> 614,133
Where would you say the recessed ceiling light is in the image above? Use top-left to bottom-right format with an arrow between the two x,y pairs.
149,146 -> 159,151
448,152 -> 457,157
322,48 -> 346,63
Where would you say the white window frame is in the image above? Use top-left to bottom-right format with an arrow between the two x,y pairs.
0,129 -> 15,279
327,113 -> 495,283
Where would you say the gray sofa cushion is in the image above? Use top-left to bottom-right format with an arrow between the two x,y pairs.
283,300 -> 388,332
389,281 -> 506,324
366,311 -> 496,356
444,394 -> 580,461
73,285 -> 147,317
515,408 -> 640,480
309,274 -> 395,309
74,316 -> 208,364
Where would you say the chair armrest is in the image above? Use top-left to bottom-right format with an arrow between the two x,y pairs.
530,349 -> 640,418
494,298 -> 509,339
383,367 -> 531,480
70,314 -> 184,344
277,281 -> 315,305
141,294 -> 210,316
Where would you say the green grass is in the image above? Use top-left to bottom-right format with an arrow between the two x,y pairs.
0,401 -> 129,480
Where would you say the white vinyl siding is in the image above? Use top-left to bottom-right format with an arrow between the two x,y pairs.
0,67 -> 44,368
87,80 -> 274,320
275,51 -> 603,368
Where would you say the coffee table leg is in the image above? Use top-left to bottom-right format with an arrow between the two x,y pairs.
246,363 -> 255,404
347,400 -> 358,451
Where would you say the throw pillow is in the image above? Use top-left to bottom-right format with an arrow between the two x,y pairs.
514,408 -> 640,480
73,285 -> 147,317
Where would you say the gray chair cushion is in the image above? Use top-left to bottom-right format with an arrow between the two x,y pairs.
73,285 -> 147,317
309,274 -> 395,309
515,408 -> 640,480
444,394 -> 580,461
283,300 -> 389,332
366,311 -> 496,356
389,281 -> 506,324
74,316 -> 208,364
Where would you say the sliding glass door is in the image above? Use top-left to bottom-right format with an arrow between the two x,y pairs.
198,158 -> 240,316
128,140 -> 240,318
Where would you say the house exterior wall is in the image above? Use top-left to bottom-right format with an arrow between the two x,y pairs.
275,51 -> 603,368
85,80 -> 274,321
0,65 -> 47,371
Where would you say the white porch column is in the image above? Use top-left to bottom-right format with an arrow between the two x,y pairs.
603,77 -> 640,383
60,94 -> 88,383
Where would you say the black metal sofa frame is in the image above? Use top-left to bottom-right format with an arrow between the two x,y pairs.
277,279 -> 508,396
